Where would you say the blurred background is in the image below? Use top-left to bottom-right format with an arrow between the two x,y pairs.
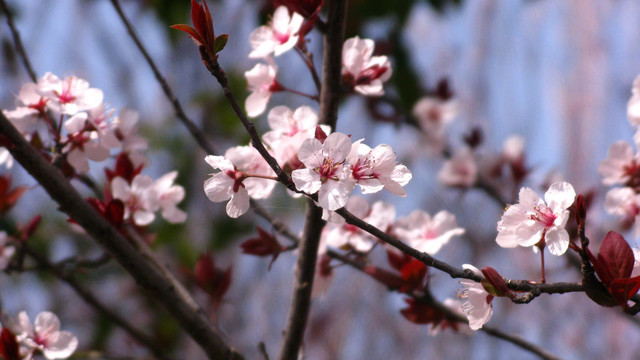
2,0 -> 640,359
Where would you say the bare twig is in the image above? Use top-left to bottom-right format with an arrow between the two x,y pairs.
258,342 -> 270,360
0,0 -> 37,82
0,110 -> 243,360
21,245 -> 170,360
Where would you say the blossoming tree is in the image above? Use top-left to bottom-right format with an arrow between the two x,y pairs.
1,0 -> 640,359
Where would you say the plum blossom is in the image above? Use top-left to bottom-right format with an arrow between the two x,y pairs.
111,174 -> 157,226
458,265 -> 493,330
604,187 -> 640,238
496,182 -> 576,255
412,96 -> 458,155
0,231 -> 15,270
347,140 -> 412,196
502,135 -> 525,163
321,197 -> 395,253
438,147 -> 477,188
262,105 -> 328,167
0,148 -> 13,169
341,36 -> 392,96
2,82 -> 48,136
62,113 -> 110,173
152,171 -> 187,224
394,210 -> 465,254
292,132 -> 356,211
85,104 -> 121,150
311,254 -> 333,299
37,72 -> 103,116
598,141 -> 640,186
248,6 -> 304,59
245,60 -> 279,117
111,108 -> 149,167
204,146 -> 277,218
13,311 -> 78,359
629,75 -> 640,127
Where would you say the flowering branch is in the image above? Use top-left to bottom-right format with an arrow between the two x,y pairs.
0,0 -> 37,83
0,110 -> 243,360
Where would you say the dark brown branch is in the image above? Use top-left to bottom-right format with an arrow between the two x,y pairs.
0,111 -> 243,360
21,245 -> 170,360
251,200 -> 299,245
0,0 -> 37,82
277,201 -> 324,360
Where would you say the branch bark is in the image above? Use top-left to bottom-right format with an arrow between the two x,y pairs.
0,110 -> 243,360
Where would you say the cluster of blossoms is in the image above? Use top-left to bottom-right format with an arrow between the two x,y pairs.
244,6 -> 392,118
599,75 -> 640,235
1,73 -> 187,227
1,311 -> 78,359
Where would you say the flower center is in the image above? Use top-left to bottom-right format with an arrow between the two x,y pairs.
530,205 -> 556,227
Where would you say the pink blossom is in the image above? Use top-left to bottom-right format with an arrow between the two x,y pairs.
458,265 -> 493,330
0,149 -> 13,169
438,147 -> 477,187
37,72 -> 103,115
496,182 -> 576,255
85,104 -> 121,150
321,196 -> 395,253
111,174 -> 157,226
248,6 -> 304,59
13,311 -> 78,359
629,75 -> 640,127
604,187 -> 640,237
62,113 -> 110,173
311,254 -> 333,299
3,82 -> 48,136
204,146 -> 276,218
502,135 -> 525,163
111,108 -> 149,167
341,36 -> 392,96
153,171 -> 187,223
347,140 -> 412,196
0,231 -> 15,270
394,210 -> 465,254
245,59 -> 279,117
292,132 -> 356,210
598,141 -> 640,186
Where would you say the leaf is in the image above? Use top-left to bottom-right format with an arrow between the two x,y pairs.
214,34 -> 228,54
363,265 -> 406,291
600,231 -> 634,280
400,297 -> 443,325
609,276 -> 640,309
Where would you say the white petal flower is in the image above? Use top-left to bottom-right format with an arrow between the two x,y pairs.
341,36 -> 392,96
13,311 -> 78,359
348,140 -> 411,196
112,175 -> 157,226
394,210 -> 465,254
248,6 -> 304,58
496,182 -> 576,255
0,231 -> 15,270
458,265 -> 493,331
0,148 -> 14,169
598,141 -> 639,186
604,187 -> 640,238
38,72 -> 103,115
438,147 -> 477,188
628,75 -> 640,127
153,171 -> 187,223
245,60 -> 278,117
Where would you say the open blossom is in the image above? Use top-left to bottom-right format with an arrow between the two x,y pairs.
629,75 -> 640,127
248,6 -> 304,59
111,174 -> 157,226
292,132 -> 356,211
347,140 -> 412,196
0,231 -> 15,270
438,147 -> 477,188
496,182 -> 576,255
13,311 -> 78,359
598,141 -> 640,186
341,36 -> 392,96
245,60 -> 279,117
0,148 -> 13,169
152,171 -> 187,224
394,210 -> 465,254
604,187 -> 640,237
37,72 -> 103,116
458,265 -> 493,331
204,146 -> 276,218
62,113 -> 110,174
321,197 -> 395,253
111,108 -> 149,167
3,82 -> 48,136
262,105 -> 328,167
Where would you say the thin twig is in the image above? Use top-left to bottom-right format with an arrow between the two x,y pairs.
258,342 -> 270,360
21,244 -> 170,360
0,110 -> 243,360
0,0 -> 37,82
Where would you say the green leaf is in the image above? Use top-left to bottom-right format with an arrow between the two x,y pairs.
214,34 -> 229,54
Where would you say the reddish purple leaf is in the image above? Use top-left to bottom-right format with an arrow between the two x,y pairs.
0,328 -> 20,360
609,276 -> 640,309
400,298 -> 443,325
599,231 -> 634,280
314,126 -> 327,143
481,266 -> 511,297
363,265 -> 406,291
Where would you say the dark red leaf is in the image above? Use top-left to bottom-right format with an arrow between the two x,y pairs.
194,252 -> 231,303
481,266 -> 511,297
105,200 -> 125,227
314,126 -> 327,143
400,259 -> 427,284
600,231 -> 634,280
400,298 -> 444,325
363,265 -> 406,291
20,215 -> 42,241
609,276 -> 640,309
0,328 -> 20,360
386,248 -> 410,272
240,227 -> 283,269
588,247 -> 615,286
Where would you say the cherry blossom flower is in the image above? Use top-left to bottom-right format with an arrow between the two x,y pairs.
458,265 -> 493,330
13,311 -> 78,359
248,6 -> 304,59
0,149 -> 13,169
321,197 -> 395,253
0,231 -> 15,270
629,75 -> 640,127
604,187 -> 640,237
598,141 -> 640,186
502,135 -> 525,163
111,174 -> 157,226
496,182 -> 576,255
311,254 -> 333,299
438,147 -> 477,188
262,105 -> 328,167
204,146 -> 276,218
153,171 -> 187,224
341,36 -> 392,96
111,108 -> 149,167
347,140 -> 412,196
85,104 -> 121,150
62,113 -> 110,173
394,210 -> 465,254
37,72 -> 103,116
292,132 -> 356,210
413,96 -> 458,132
2,82 -> 48,136
245,60 -> 279,117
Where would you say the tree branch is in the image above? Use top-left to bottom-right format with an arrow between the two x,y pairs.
0,110 -> 243,360
0,0 -> 37,82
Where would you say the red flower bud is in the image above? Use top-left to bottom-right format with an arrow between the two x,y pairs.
240,227 -> 284,269
194,252 -> 232,305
